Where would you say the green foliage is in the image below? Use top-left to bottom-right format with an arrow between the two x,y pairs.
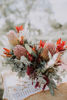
25,44 -> 37,57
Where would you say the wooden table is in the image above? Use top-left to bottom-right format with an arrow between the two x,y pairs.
1,70 -> 67,100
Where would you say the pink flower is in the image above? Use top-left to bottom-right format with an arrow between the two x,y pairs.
46,42 -> 56,56
13,45 -> 27,59
7,30 -> 19,46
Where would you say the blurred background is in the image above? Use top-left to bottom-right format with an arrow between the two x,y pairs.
0,0 -> 67,99
0,0 -> 67,40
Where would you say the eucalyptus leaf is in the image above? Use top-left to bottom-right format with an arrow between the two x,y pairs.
25,44 -> 32,54
50,80 -> 57,89
38,48 -> 43,54
21,56 -> 30,65
18,71 -> 25,78
25,44 -> 37,57
40,61 -> 45,66
48,83 -> 54,96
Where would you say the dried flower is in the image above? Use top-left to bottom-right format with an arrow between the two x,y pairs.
16,25 -> 23,33
3,48 -> 12,57
27,66 -> 34,75
39,40 -> 45,48
43,76 -> 49,90
13,45 -> 27,59
56,38 -> 66,52
7,30 -> 19,46
41,46 -> 49,61
35,82 -> 39,88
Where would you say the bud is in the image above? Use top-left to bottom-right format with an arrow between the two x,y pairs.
41,46 -> 49,61
7,30 -> 19,46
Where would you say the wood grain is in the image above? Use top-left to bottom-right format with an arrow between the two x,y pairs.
24,83 -> 67,100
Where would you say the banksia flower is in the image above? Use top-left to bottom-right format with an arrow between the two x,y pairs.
13,45 -> 27,59
46,42 -> 56,56
7,30 -> 19,46
41,46 -> 49,61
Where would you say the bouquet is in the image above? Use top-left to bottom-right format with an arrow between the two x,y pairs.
2,25 -> 67,95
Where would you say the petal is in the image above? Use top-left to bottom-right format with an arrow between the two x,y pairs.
3,48 -> 10,53
56,38 -> 61,45
62,41 -> 66,46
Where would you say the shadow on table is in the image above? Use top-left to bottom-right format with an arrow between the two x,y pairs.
0,89 -> 3,100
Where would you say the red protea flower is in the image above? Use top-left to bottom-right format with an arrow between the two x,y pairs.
56,38 -> 66,52
16,25 -> 23,33
13,45 -> 27,59
39,40 -> 45,48
27,66 -> 34,76
3,48 -> 12,57
46,42 -> 56,56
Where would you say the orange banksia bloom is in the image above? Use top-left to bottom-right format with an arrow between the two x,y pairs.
56,38 -> 66,52
39,40 -> 45,48
16,25 -> 23,33
7,30 -> 19,46
41,46 -> 49,61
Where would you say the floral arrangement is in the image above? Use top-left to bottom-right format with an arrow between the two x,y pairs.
2,25 -> 67,95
